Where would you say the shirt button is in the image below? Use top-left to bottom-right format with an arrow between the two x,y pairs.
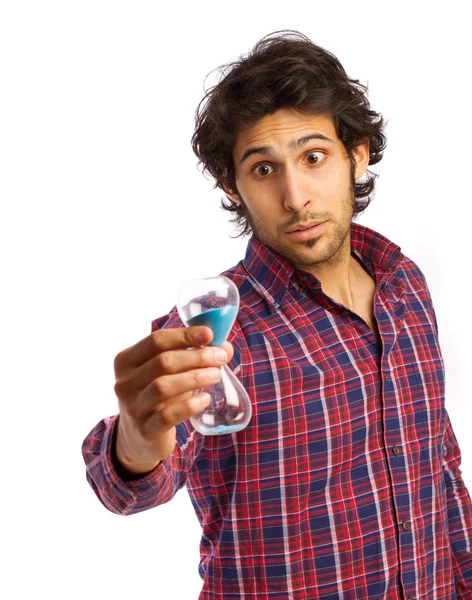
392,445 -> 401,455
341,310 -> 350,316
407,597 -> 415,600
402,521 -> 411,531
299,286 -> 307,295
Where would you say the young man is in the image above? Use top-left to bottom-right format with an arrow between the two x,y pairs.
82,31 -> 472,599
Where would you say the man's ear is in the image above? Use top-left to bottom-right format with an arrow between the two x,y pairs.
352,139 -> 370,180
222,170 -> 241,204
223,187 -> 241,204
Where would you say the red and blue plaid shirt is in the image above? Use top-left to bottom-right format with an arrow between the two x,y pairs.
83,222 -> 472,599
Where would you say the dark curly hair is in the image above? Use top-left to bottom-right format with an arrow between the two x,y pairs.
191,30 -> 387,238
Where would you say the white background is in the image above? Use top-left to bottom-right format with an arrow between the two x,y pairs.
1,1 -> 471,598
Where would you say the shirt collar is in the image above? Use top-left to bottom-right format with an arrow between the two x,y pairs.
242,221 -> 404,313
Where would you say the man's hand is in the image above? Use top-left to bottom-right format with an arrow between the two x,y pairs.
113,326 -> 233,475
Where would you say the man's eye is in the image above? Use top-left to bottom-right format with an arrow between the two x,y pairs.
252,152 -> 325,177
306,151 -> 325,165
253,164 -> 274,177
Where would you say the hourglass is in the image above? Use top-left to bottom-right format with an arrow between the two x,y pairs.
177,276 -> 252,435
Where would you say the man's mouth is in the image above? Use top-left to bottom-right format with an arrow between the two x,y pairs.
286,221 -> 326,240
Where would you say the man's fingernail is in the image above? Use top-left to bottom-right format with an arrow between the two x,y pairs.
214,349 -> 227,361
197,328 -> 208,342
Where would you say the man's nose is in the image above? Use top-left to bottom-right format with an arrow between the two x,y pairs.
282,166 -> 311,212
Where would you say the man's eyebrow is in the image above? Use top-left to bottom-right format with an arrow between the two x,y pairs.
238,133 -> 335,165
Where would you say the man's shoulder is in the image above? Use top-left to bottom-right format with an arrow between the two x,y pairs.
356,222 -> 428,291
219,259 -> 248,284
151,305 -> 182,333
394,253 -> 432,293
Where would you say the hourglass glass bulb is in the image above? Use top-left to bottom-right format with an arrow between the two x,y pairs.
177,276 -> 252,435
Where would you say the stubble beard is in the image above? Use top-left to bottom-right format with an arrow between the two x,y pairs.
239,176 -> 356,270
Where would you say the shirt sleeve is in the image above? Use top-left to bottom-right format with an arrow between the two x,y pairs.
442,410 -> 472,597
81,306 -> 206,516
414,263 -> 472,594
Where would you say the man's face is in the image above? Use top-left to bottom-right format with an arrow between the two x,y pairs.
230,109 -> 369,270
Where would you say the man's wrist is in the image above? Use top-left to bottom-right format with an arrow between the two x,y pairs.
112,420 -> 161,480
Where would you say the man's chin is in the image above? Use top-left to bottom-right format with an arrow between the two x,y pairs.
252,229 -> 323,265
270,238 -> 323,266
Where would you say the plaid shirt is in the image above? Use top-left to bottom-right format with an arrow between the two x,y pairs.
82,222 -> 472,599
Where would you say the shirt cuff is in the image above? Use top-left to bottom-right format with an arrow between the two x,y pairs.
86,415 -> 177,515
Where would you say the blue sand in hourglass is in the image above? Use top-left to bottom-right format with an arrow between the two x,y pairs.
200,423 -> 246,435
187,306 -> 238,346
